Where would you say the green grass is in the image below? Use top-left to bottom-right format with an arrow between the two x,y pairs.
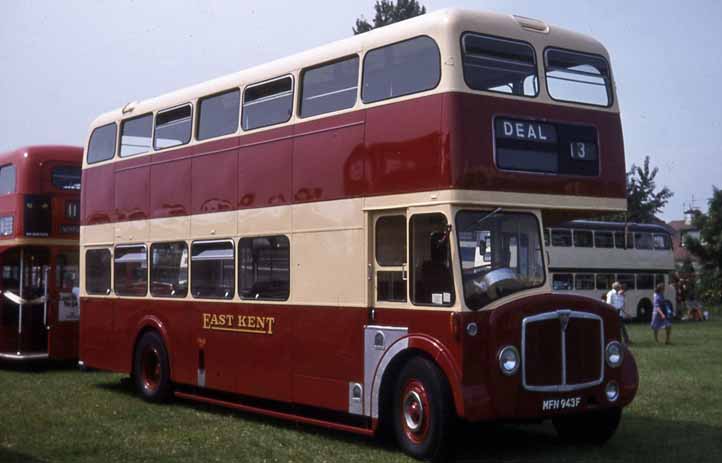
2,320 -> 722,463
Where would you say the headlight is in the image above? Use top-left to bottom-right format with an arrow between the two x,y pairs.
606,341 -> 623,368
498,346 -> 520,376
605,381 -> 620,402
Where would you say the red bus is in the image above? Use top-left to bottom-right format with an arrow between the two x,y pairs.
0,145 -> 82,361
79,9 -> 638,460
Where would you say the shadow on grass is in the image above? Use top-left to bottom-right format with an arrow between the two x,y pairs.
0,448 -> 48,463
0,359 -> 78,373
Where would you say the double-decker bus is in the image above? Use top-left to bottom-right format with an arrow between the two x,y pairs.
0,145 -> 82,361
79,10 -> 638,460
546,221 -> 676,320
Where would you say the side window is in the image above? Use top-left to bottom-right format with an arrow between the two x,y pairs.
614,231 -> 634,249
238,236 -> 290,300
85,249 -> 111,295
574,273 -> 595,290
637,273 -> 654,290
552,273 -> 573,291
362,36 -> 440,103
543,228 -> 550,247
634,232 -> 653,250
594,231 -> 614,248
573,230 -> 593,247
191,241 -> 234,299
150,242 -> 188,298
551,229 -> 572,247
242,76 -> 293,131
197,89 -> 240,141
0,164 -> 16,195
654,273 -> 666,287
114,245 -> 147,296
461,33 -> 537,97
410,213 -> 454,306
87,123 -> 117,164
653,233 -> 671,250
375,215 -> 407,302
300,56 -> 359,118
617,273 -> 635,290
120,114 -> 153,157
52,166 -> 81,191
154,105 -> 192,150
545,48 -> 612,107
596,273 -> 614,290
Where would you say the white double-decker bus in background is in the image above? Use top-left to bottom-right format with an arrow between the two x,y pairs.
546,221 -> 676,320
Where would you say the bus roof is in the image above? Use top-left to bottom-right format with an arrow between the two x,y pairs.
0,145 -> 84,165
88,8 -> 613,130
554,220 -> 674,235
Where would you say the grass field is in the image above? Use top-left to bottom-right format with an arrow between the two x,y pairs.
1,320 -> 721,463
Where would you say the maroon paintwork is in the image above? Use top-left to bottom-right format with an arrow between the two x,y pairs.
82,93 -> 626,226
0,145 -> 82,360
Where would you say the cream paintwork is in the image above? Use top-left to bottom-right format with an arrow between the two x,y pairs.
82,8 -> 618,170
79,190 -> 555,313
0,238 -> 78,247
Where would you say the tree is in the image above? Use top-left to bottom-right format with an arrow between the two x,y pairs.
685,188 -> 722,304
353,0 -> 426,35
600,156 -> 673,223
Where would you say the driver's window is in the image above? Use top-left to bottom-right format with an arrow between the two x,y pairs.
410,213 -> 455,306
375,215 -> 407,302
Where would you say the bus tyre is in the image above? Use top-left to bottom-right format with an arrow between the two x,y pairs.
133,331 -> 172,403
637,299 -> 652,322
392,356 -> 453,462
552,407 -> 622,445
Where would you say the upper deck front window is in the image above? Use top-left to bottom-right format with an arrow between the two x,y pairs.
52,166 -> 81,191
545,48 -> 612,107
0,164 -> 16,195
456,210 -> 545,310
462,33 -> 538,97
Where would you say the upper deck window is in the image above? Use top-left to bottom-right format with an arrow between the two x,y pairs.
197,89 -> 240,141
362,36 -> 440,104
154,105 -> 192,150
300,56 -> 359,118
653,233 -> 671,250
52,166 -> 81,191
461,33 -> 538,97
242,76 -> 293,131
120,114 -> 153,157
0,164 -> 16,195
545,48 -> 612,107
87,123 -> 116,164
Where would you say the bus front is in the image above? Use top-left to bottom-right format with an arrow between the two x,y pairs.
441,11 -> 637,439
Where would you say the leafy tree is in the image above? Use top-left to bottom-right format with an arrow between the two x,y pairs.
353,0 -> 426,35
685,188 -> 722,304
600,156 -> 673,223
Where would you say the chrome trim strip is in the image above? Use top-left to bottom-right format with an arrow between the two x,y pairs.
0,352 -> 49,361
521,309 -> 604,392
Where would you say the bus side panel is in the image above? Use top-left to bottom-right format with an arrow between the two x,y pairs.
238,126 -> 293,209
293,111 -> 366,203
290,306 -> 366,412
150,147 -> 192,218
115,163 -> 150,222
365,94 -> 448,195
82,164 -> 115,225
191,138 -> 237,215
79,297 -> 120,371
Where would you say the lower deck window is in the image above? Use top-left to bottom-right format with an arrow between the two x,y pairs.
114,245 -> 148,296
552,273 -> 573,291
86,249 -> 111,295
191,241 -> 234,299
238,236 -> 289,300
150,242 -> 188,298
574,273 -> 595,290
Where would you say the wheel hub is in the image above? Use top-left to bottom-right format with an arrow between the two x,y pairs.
403,390 -> 425,433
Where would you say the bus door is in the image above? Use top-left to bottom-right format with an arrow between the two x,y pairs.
0,247 -> 49,358
371,212 -> 408,308
48,248 -> 80,359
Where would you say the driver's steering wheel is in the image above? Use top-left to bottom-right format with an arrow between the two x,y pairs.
481,268 -> 520,300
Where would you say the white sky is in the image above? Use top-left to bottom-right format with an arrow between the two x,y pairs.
1,0 -> 720,220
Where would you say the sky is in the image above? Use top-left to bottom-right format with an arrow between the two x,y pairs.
1,0 -> 720,220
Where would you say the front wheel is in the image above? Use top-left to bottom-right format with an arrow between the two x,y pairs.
553,407 -> 622,445
133,331 -> 172,402
392,357 -> 453,462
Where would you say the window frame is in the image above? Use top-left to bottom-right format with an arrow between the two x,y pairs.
552,273 -> 573,291
573,229 -> 594,248
85,248 -> 112,296
119,113 -> 155,158
190,239 -> 235,300
153,103 -> 193,151
113,244 -> 148,297
241,75 -> 295,131
409,212 -> 455,307
543,46 -> 614,108
150,241 -> 189,298
460,31 -> 539,98
361,35 -> 442,105
86,122 -> 118,165
238,235 -> 291,301
299,54 -> 360,119
196,87 -> 241,142
550,229 -> 572,247
574,273 -> 595,290
0,164 -> 16,195
593,230 -> 614,248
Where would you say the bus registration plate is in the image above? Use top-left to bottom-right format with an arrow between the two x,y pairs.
542,396 -> 581,411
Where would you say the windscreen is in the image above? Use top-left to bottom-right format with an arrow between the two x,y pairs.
456,210 -> 545,310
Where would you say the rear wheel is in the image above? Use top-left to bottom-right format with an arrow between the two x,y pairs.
553,407 -> 622,445
637,299 -> 652,322
392,356 -> 453,461
133,331 -> 172,402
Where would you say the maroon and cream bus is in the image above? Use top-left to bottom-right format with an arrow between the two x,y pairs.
0,145 -> 82,361
79,9 -> 638,460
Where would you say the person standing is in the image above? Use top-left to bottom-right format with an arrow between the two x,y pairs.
606,282 -> 630,344
651,283 -> 672,344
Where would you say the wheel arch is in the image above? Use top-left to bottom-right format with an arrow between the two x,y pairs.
130,316 -> 171,377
